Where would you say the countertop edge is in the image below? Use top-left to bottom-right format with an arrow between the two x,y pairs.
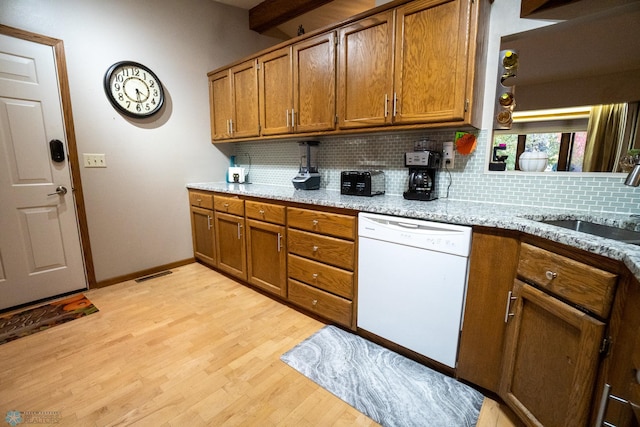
187,182 -> 640,282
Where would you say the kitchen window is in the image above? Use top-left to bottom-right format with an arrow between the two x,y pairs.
492,104 -> 637,173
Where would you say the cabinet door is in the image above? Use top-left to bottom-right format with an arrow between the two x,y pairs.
259,47 -> 293,136
337,11 -> 394,129
190,206 -> 216,267
457,230 -> 519,393
230,60 -> 260,139
293,32 -> 337,133
394,0 -> 469,124
209,70 -> 232,140
246,219 -> 286,297
500,280 -> 605,427
596,274 -> 640,427
215,212 -> 247,280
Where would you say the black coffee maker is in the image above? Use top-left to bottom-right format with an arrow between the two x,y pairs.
403,151 -> 441,201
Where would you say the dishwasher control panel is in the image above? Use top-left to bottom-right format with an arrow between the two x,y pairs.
358,212 -> 471,257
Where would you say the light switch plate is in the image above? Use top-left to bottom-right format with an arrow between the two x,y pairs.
83,153 -> 106,168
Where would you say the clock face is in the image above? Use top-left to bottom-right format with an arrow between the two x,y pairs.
104,61 -> 164,118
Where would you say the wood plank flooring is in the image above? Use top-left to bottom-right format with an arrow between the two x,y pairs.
0,262 -> 520,426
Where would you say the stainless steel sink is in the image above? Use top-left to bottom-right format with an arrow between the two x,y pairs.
542,219 -> 640,245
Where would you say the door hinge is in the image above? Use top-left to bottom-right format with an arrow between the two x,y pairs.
600,336 -> 612,356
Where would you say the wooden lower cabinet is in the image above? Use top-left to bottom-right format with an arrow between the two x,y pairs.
286,207 -> 357,329
215,211 -> 247,281
288,278 -> 353,328
500,279 -> 605,427
190,206 -> 216,267
594,273 -> 640,426
189,191 -> 216,267
246,219 -> 286,297
457,228 -> 520,393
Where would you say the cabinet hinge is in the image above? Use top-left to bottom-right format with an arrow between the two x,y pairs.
600,336 -> 612,356
256,63 -> 261,71
464,99 -> 470,112
335,115 -> 339,125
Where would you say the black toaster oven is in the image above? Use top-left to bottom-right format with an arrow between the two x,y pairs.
340,170 -> 385,196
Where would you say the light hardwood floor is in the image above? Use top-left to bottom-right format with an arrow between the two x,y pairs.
0,263 -> 519,426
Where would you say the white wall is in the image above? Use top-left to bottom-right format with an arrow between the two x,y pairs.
0,0 -> 280,283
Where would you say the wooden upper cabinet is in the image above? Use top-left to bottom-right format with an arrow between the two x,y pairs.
337,11 -> 395,129
209,0 -> 484,141
293,32 -> 337,133
230,60 -> 260,139
259,47 -> 293,136
209,60 -> 259,141
209,70 -> 232,140
394,0 -> 470,124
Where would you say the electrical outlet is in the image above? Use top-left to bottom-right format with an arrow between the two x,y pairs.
83,153 -> 107,168
443,141 -> 454,168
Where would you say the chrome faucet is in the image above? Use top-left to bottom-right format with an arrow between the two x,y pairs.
625,158 -> 640,187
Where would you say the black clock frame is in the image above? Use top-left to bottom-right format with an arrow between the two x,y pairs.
103,61 -> 165,118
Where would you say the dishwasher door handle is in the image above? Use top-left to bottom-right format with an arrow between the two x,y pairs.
395,222 -> 419,229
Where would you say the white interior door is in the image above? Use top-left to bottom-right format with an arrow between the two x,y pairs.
0,33 -> 86,310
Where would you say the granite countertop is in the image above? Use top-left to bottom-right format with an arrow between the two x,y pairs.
187,182 -> 640,281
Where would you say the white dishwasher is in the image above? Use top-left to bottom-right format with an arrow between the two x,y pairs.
357,212 -> 472,368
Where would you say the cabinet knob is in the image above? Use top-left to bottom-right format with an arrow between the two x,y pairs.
312,273 -> 318,280
545,270 -> 558,280
259,209 -> 265,216
312,245 -> 319,252
312,219 -> 319,226
312,299 -> 318,306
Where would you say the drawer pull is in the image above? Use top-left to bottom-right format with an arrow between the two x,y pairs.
312,245 -> 319,252
312,273 -> 318,280
259,209 -> 265,216
312,219 -> 319,226
504,290 -> 517,323
545,270 -> 558,280
196,198 -> 202,203
312,299 -> 318,306
224,203 -> 229,208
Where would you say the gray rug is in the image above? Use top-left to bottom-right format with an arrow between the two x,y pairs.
281,325 -> 484,427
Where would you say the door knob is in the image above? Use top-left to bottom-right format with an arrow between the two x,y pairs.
47,186 -> 68,196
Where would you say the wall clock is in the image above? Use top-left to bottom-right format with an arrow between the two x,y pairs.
104,61 -> 164,118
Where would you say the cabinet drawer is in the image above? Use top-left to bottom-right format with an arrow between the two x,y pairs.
288,254 -> 353,299
288,229 -> 355,270
288,278 -> 353,328
287,207 -> 356,240
214,195 -> 244,215
189,191 -> 213,209
246,200 -> 286,225
517,243 -> 617,318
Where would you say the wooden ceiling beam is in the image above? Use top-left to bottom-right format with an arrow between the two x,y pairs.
249,0 -> 335,33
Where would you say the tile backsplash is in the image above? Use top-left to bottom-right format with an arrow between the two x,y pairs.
230,129 -> 639,215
